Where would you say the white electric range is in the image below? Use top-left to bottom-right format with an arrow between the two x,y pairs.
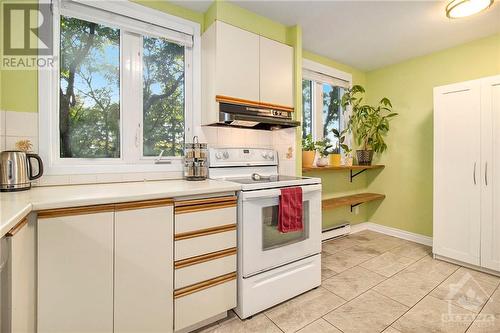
208,147 -> 322,319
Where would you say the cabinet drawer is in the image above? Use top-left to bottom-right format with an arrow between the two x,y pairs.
175,206 -> 236,234
175,228 -> 236,261
174,274 -> 236,332
175,249 -> 236,289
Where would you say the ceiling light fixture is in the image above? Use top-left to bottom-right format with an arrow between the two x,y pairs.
446,0 -> 494,18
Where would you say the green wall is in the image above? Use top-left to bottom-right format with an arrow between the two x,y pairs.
303,50 -> 366,86
365,33 -> 500,237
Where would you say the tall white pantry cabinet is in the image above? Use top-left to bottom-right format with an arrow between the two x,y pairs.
433,75 -> 500,272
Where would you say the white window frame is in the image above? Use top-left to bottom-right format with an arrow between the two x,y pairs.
302,59 -> 352,144
39,0 -> 201,175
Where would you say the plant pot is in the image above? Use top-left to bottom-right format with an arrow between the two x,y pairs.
316,156 -> 329,167
302,151 -> 316,168
329,154 -> 341,166
356,150 -> 374,166
343,156 -> 353,166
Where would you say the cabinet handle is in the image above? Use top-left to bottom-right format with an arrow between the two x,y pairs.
485,162 -> 488,186
473,162 -> 477,185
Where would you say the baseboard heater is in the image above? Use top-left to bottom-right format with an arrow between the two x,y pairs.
322,223 -> 351,241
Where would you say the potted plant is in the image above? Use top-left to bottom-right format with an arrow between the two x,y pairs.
315,138 -> 332,167
341,85 -> 398,165
331,128 -> 351,166
302,134 -> 316,168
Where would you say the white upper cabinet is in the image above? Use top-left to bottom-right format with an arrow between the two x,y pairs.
202,21 -> 294,125
214,21 -> 260,101
259,36 -> 294,107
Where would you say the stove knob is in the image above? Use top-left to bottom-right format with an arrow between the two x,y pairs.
261,152 -> 268,159
215,152 -> 223,159
269,153 -> 275,160
223,151 -> 229,159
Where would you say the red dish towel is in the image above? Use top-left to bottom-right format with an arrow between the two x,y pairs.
278,187 -> 303,233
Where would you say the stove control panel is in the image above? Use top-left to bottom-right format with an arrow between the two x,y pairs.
208,148 -> 278,167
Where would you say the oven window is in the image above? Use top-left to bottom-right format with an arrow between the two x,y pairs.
262,201 -> 310,250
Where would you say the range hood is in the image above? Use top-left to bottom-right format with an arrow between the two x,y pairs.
213,96 -> 300,131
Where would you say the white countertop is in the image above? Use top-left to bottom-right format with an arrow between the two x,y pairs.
0,179 -> 241,238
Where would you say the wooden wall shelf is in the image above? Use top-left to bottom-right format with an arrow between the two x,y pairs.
302,165 -> 384,182
322,193 -> 386,212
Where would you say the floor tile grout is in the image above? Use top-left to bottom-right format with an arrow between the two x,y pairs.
464,281 -> 500,332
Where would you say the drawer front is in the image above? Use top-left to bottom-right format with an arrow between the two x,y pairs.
175,206 -> 236,234
174,278 -> 236,332
175,251 -> 236,289
175,229 -> 236,261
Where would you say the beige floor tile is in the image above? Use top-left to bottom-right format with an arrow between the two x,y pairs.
265,287 -> 345,333
468,288 -> 500,333
348,230 -> 386,242
393,295 -> 475,333
374,256 -> 459,306
212,313 -> 282,333
340,244 -> 384,260
322,266 -> 386,301
323,290 -> 408,333
359,236 -> 409,253
382,327 -> 402,333
321,265 -> 337,280
322,250 -> 374,274
322,237 -> 360,254
360,252 -> 417,277
296,318 -> 342,333
430,267 -> 500,313
388,242 -> 431,260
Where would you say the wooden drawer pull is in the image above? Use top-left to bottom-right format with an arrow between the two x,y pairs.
175,201 -> 236,215
174,224 -> 236,241
174,272 -> 236,299
6,218 -> 28,237
175,196 -> 237,208
175,247 -> 237,269
38,199 -> 173,218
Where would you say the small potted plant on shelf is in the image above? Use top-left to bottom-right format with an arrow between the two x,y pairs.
302,134 -> 316,168
341,85 -> 398,165
331,128 -> 352,167
315,138 -> 332,167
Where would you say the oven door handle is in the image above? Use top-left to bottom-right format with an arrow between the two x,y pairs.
241,184 -> 322,201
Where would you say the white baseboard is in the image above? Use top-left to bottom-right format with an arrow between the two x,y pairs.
322,224 -> 351,241
349,222 -> 433,247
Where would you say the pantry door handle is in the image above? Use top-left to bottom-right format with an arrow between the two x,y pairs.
473,162 -> 477,185
485,162 -> 488,186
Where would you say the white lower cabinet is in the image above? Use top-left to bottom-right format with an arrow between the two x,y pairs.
38,199 -> 174,333
3,214 -> 36,333
114,204 -> 174,332
174,196 -> 238,332
38,209 -> 114,333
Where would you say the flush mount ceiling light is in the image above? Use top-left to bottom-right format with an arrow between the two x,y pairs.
446,0 -> 494,18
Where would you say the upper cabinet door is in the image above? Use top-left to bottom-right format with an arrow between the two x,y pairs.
215,21 -> 260,101
259,36 -> 294,107
481,75 -> 500,271
433,80 -> 482,266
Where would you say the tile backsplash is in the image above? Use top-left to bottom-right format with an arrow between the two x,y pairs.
1,110 -> 297,186
0,110 -> 39,153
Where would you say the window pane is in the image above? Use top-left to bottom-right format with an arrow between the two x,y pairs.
302,79 -> 312,139
322,84 -> 344,146
59,16 -> 120,158
143,36 -> 185,157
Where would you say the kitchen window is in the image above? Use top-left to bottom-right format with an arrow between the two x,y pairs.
302,60 -> 352,149
39,1 -> 200,174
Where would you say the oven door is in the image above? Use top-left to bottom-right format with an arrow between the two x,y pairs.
239,184 -> 322,277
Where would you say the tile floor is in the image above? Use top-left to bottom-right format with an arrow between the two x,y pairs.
196,230 -> 500,333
